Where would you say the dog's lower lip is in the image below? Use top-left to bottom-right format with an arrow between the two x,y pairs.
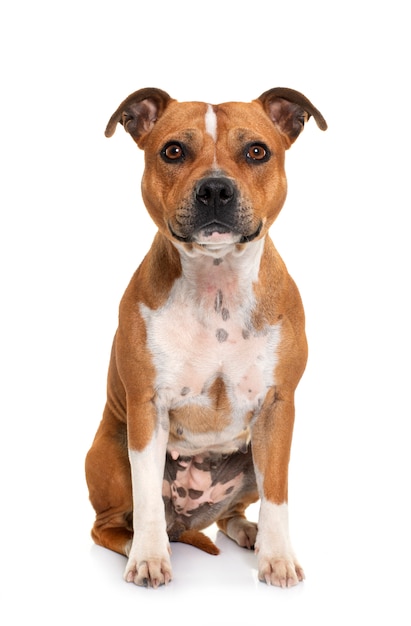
198,221 -> 263,243
168,221 -> 263,243
168,222 -> 233,242
201,223 -> 231,237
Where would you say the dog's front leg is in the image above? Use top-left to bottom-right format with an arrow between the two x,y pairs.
124,404 -> 172,588
252,386 -> 304,587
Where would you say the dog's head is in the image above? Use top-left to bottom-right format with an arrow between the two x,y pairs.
105,87 -> 327,253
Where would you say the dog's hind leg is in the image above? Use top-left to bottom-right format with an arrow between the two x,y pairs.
217,496 -> 258,550
85,407 -> 133,556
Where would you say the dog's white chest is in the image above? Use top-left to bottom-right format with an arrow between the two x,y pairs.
140,240 -> 281,452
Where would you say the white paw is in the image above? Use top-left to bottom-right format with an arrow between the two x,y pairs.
255,500 -> 304,587
124,534 -> 172,588
257,553 -> 304,587
124,555 -> 172,588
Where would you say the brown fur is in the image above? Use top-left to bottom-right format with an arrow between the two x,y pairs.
85,87 -> 326,586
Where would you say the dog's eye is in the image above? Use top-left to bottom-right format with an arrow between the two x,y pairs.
162,142 -> 185,162
246,143 -> 270,163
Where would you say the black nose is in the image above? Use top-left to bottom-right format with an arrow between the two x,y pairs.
195,177 -> 235,208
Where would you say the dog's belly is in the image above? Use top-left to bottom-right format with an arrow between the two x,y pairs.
140,272 -> 281,456
162,448 -> 257,537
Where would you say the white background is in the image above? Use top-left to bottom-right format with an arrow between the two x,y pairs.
1,1 -> 410,624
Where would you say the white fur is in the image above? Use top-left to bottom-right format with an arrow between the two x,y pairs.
124,431 -> 171,582
128,429 -> 169,523
139,237 -> 281,456
254,470 -> 302,586
205,104 -> 218,169
205,104 -> 217,141
256,500 -> 293,557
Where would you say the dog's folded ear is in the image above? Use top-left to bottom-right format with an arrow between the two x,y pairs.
257,88 -> 327,147
105,88 -> 173,146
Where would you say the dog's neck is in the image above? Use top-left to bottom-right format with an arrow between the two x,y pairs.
173,237 -> 266,312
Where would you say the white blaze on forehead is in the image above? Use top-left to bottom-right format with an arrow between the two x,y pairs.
205,104 -> 218,168
205,104 -> 217,141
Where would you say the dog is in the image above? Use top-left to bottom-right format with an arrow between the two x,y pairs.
85,86 -> 327,588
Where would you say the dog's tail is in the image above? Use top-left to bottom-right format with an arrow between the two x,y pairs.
177,530 -> 220,555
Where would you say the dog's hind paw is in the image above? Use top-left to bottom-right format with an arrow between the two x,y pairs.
124,556 -> 172,588
225,518 -> 258,549
257,555 -> 305,588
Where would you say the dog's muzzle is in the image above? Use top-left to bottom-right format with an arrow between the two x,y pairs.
169,176 -> 262,245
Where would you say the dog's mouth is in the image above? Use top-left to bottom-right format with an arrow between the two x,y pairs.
169,221 -> 263,246
200,222 -> 232,237
195,222 -> 240,246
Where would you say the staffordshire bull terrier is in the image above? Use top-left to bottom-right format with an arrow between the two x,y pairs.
85,86 -> 327,588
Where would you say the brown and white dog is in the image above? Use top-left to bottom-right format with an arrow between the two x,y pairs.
85,87 -> 327,588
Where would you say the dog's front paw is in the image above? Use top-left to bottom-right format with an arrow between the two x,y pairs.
257,554 -> 304,588
124,534 -> 172,588
124,555 -> 172,588
255,501 -> 304,587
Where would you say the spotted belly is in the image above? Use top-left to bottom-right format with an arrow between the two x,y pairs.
162,448 -> 258,538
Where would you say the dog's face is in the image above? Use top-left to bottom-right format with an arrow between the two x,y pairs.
140,100 -> 288,248
105,88 -> 327,253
